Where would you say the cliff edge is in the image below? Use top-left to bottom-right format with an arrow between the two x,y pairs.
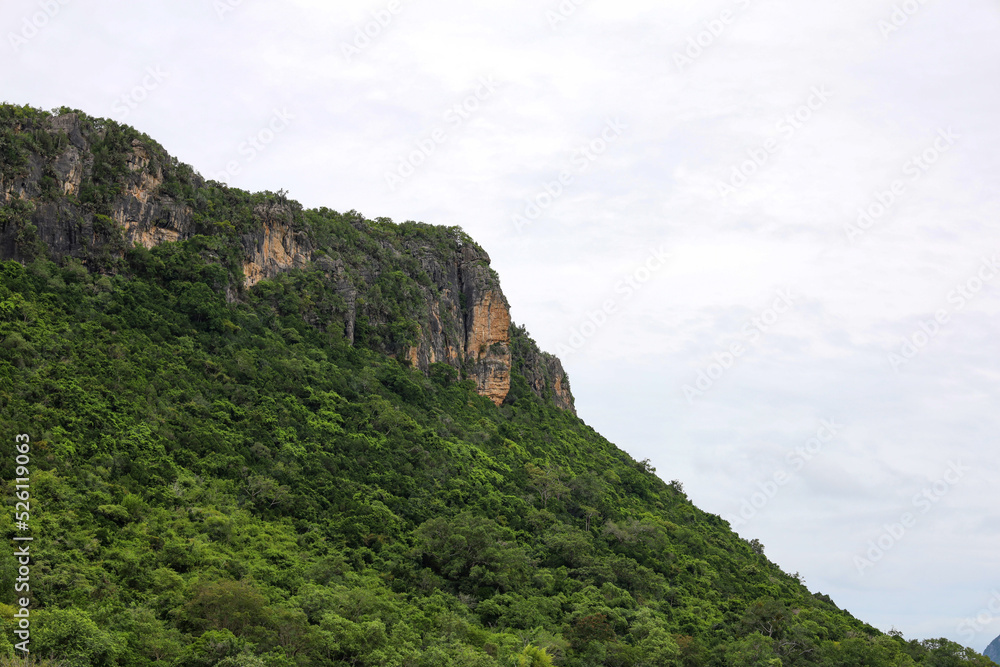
0,104 -> 572,410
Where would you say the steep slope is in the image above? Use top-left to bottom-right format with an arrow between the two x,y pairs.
986,635 -> 1000,664
0,104 -> 573,411
0,104 -> 990,666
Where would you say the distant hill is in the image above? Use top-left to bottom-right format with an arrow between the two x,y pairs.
986,634 -> 1000,664
0,102 -> 993,666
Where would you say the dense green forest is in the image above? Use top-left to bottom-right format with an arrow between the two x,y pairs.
0,104 -> 993,666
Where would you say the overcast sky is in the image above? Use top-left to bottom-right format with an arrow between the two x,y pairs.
5,0 -> 999,650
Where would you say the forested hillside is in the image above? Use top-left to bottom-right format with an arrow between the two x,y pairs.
0,104 -> 991,666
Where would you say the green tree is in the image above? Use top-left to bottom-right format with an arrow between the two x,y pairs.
181,580 -> 270,636
724,632 -> 781,667
516,644 -> 553,667
33,608 -> 125,667
414,512 -> 532,592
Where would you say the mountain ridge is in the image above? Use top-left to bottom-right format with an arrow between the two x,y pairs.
0,102 -> 993,666
0,103 -> 572,413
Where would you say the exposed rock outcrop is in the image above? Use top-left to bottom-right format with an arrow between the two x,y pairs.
1,114 -> 308,290
241,207 -> 310,288
361,241 -> 512,406
114,138 -> 190,249
511,324 -> 576,414
0,106 -> 574,411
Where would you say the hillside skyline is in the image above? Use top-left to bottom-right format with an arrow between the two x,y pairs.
1,103 -> 996,664
3,0 -> 999,650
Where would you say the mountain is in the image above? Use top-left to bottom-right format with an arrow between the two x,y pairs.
0,106 -> 572,414
0,102 -> 993,666
986,634 -> 1000,664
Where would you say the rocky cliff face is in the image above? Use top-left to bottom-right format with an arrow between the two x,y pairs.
240,210 -> 311,288
0,106 -> 571,411
1,114 -> 310,289
459,252 -> 511,406
511,324 -> 576,414
342,237 -> 513,406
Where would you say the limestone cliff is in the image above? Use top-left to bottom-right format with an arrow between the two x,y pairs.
1,112 -> 309,288
0,105 -> 571,411
460,252 -> 511,406
510,324 -> 576,414
337,234 -> 513,406
241,207 -> 310,288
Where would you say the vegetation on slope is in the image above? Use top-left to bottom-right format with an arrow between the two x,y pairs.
0,104 -> 992,666
0,247 -> 988,666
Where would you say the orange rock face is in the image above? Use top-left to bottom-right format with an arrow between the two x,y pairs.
465,290 -> 512,406
242,221 -> 309,287
466,290 -> 511,356
117,141 -> 185,248
475,356 -> 511,406
1,112 -> 576,411
552,373 -> 573,412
